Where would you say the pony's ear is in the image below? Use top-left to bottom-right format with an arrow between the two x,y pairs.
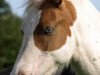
51,0 -> 62,8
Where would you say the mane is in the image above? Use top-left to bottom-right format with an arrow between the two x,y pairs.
28,0 -> 45,9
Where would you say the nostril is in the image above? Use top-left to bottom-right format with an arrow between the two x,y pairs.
18,70 -> 32,75
18,71 -> 26,75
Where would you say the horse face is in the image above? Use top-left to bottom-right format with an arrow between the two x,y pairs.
34,0 -> 76,51
10,0 -> 76,75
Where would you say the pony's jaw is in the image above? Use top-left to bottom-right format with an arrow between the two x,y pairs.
10,33 -> 58,75
10,35 -> 75,75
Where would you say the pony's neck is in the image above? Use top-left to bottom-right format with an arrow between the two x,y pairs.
70,0 -> 100,75
70,0 -> 99,14
70,0 -> 99,28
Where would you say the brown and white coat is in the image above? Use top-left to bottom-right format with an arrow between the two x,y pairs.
10,0 -> 100,75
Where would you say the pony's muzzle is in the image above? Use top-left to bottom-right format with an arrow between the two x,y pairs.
10,52 -> 59,75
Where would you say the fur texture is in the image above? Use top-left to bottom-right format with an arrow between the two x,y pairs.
10,0 -> 100,75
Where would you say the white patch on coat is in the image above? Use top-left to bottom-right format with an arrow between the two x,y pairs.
49,26 -> 76,65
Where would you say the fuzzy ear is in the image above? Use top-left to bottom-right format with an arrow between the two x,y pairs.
51,0 -> 62,8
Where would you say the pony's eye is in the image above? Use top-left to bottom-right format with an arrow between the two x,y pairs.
42,26 -> 54,35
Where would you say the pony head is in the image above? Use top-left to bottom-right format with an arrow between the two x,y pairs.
10,0 -> 77,75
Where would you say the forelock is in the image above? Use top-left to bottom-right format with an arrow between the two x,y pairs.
28,0 -> 45,9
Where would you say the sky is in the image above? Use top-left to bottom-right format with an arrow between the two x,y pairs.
5,0 -> 26,17
5,0 -> 100,17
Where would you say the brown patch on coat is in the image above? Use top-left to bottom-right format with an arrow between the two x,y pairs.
34,0 -> 77,51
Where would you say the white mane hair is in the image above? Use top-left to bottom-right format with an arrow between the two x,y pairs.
27,0 -> 44,9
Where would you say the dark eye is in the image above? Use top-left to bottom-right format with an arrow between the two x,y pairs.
42,26 -> 54,35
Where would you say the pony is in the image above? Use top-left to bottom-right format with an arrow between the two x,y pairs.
10,0 -> 100,75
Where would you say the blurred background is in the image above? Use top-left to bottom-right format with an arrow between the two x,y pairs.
0,0 -> 100,74
0,0 -> 23,73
